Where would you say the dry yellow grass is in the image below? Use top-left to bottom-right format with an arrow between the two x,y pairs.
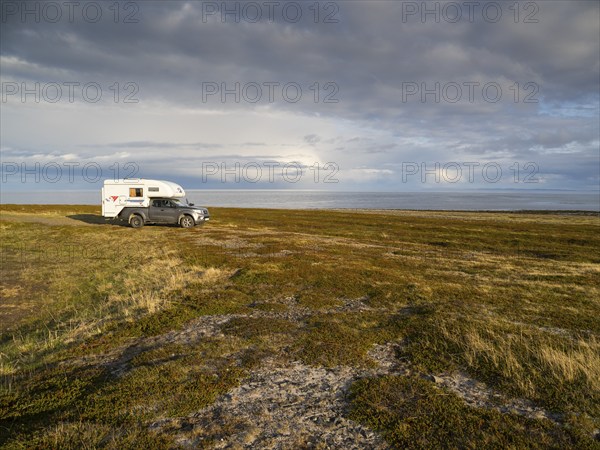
435,318 -> 600,400
1,206 -> 598,448
0,223 -> 230,376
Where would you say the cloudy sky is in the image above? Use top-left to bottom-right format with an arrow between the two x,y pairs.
1,0 -> 598,192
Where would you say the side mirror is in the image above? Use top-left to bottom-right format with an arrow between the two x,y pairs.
189,203 -> 195,206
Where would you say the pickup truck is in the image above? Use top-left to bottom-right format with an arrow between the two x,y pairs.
118,198 -> 210,228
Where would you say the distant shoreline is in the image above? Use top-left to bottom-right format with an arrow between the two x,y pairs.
1,204 -> 598,216
1,189 -> 598,212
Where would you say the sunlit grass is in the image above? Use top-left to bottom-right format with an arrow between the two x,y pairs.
0,205 -> 598,447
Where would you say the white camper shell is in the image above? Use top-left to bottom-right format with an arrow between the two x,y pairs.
102,179 -> 186,218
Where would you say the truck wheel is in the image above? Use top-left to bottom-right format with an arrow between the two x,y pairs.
130,215 -> 144,228
180,215 -> 194,228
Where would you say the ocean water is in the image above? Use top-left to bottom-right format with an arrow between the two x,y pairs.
1,190 -> 598,211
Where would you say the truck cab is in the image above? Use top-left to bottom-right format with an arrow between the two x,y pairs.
123,198 -> 210,228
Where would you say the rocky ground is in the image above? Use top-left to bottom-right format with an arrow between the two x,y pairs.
63,308 -> 574,448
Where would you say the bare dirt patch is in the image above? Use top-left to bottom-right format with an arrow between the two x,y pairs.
150,359 -> 388,449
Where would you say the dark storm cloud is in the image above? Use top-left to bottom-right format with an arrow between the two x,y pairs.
3,1 -> 597,101
1,0 -> 598,190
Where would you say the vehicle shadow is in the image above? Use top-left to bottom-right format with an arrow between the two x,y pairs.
67,214 -> 128,226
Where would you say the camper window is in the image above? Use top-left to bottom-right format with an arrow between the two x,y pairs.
129,188 -> 143,197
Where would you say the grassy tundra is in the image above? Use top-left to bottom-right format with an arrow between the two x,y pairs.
0,205 -> 599,448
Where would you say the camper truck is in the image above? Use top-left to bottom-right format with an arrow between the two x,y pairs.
102,179 -> 210,228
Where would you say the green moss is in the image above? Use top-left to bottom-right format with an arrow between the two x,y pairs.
349,375 -> 594,449
221,317 -> 297,339
2,206 -> 598,446
0,366 -> 106,446
80,362 -> 245,423
294,313 -> 404,368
